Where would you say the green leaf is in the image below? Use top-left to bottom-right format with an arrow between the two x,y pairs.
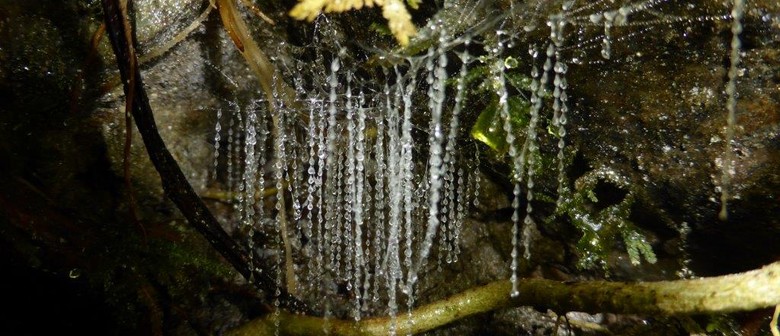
505,71 -> 553,100
623,229 -> 657,265
505,72 -> 533,92
470,96 -> 531,154
445,64 -> 489,89
369,22 -> 392,37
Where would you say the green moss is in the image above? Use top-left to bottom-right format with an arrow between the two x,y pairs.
554,167 -> 657,270
704,315 -> 741,335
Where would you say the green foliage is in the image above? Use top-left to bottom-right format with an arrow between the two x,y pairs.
704,315 -> 741,335
504,71 -> 533,92
470,95 -> 531,154
553,167 -> 657,270
369,22 -> 392,37
456,64 -> 490,88
464,52 -> 655,272
466,58 -> 540,156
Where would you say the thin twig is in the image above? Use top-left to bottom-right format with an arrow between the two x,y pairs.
118,0 -> 145,240
239,0 -> 276,25
201,183 -> 284,203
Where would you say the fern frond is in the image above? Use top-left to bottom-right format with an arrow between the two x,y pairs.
289,0 -> 416,46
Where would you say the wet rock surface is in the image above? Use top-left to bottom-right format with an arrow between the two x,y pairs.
565,10 -> 780,276
1,0 -> 778,335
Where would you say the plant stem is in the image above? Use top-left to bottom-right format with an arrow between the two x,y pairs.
215,0 -> 299,295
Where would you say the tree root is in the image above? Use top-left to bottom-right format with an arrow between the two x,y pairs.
101,0 -> 307,312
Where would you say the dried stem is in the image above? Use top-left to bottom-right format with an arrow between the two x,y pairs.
215,0 -> 299,295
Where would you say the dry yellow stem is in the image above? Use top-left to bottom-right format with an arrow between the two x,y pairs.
216,0 -> 299,296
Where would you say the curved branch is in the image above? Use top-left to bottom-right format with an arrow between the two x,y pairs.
228,261 -> 780,335
101,0 -> 306,312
